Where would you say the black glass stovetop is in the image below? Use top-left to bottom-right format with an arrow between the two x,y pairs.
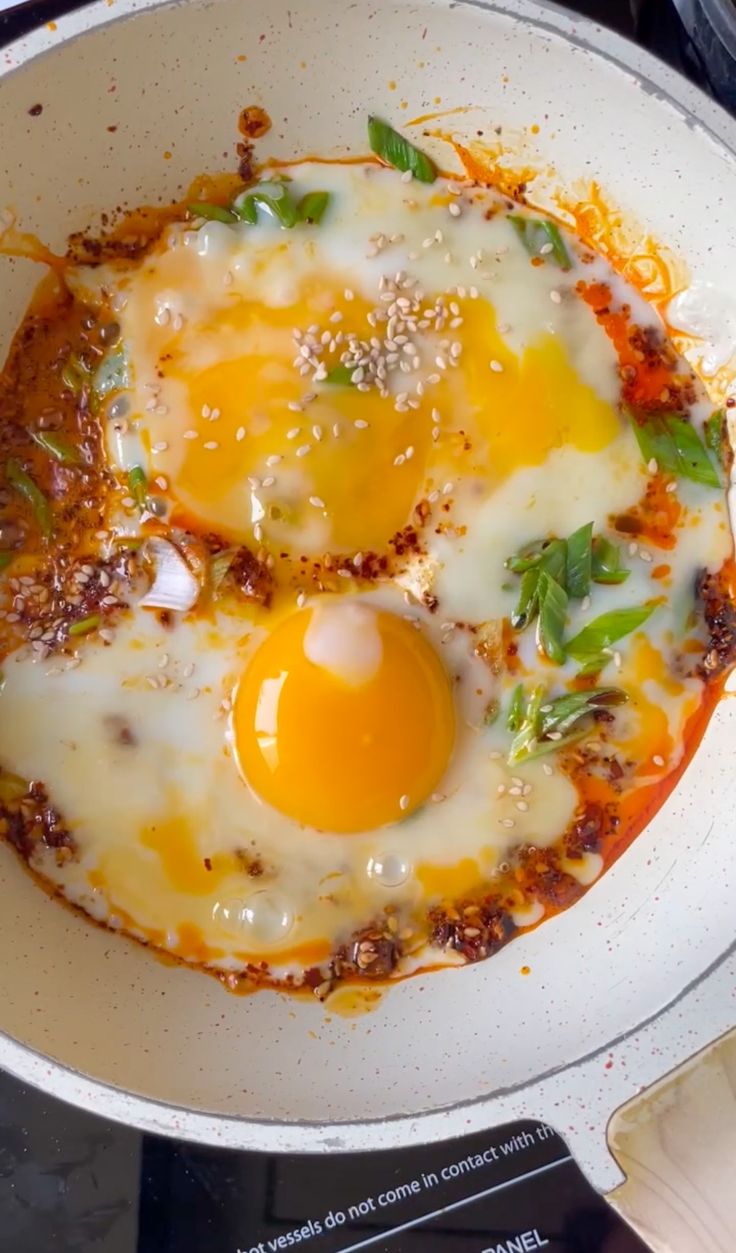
0,3 -> 726,1251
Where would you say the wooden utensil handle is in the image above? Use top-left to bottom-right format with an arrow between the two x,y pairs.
606,1029 -> 736,1252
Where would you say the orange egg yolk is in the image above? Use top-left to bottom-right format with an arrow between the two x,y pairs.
233,603 -> 455,833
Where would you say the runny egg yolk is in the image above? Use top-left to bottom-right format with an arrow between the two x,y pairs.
232,603 -> 455,833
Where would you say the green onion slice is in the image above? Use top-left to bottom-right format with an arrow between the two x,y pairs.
127,465 -> 147,508
367,116 -> 436,184
566,604 -> 656,669
566,522 -> 593,600
6,459 -> 53,538
591,536 -> 630,585
629,409 -> 720,489
508,215 -> 572,270
536,570 -> 568,664
31,431 -> 81,465
507,682 -> 525,732
188,202 -> 238,224
68,614 -> 101,637
296,191 -> 331,224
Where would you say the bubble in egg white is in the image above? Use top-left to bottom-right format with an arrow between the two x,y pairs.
366,852 -> 412,888
213,891 -> 295,944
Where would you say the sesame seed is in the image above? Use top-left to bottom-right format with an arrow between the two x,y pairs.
639,548 -> 653,563
628,541 -> 639,557
550,289 -> 562,304
309,495 -> 325,508
152,441 -> 168,452
500,818 -> 515,829
394,453 -> 406,467
155,476 -> 168,490
653,754 -> 665,767
489,359 -> 504,373
666,480 -> 678,493
332,422 -> 341,438
515,800 -> 529,812
236,427 -> 246,442
248,476 -> 261,489
185,688 -> 200,701
539,241 -> 554,255
344,288 -> 354,301
287,427 -> 301,440
354,419 -> 369,430
253,522 -> 263,542
647,457 -> 658,474
497,784 -> 507,796
613,650 -> 622,669
399,793 -> 410,809
261,476 -> 275,488
203,440 -> 218,450
542,763 -> 553,776
183,430 -> 199,440
312,425 -> 323,441
265,454 -> 281,467
201,404 -> 211,419
183,663 -> 195,679
581,595 -> 591,612
442,481 -> 454,495
296,591 -> 307,608
295,444 -> 311,457
400,169 -> 413,183
448,201 -> 461,217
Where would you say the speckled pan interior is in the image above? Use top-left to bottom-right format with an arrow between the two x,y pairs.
0,0 -> 734,1189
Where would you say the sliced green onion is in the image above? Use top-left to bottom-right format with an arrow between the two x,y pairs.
6,459 -> 52,538
324,364 -> 356,386
539,537 -> 566,586
508,684 -> 545,765
508,215 -> 572,270
510,567 -> 540,630
536,570 -> 568,664
60,354 -> 91,396
566,604 -> 656,669
367,116 -> 436,184
68,614 -> 100,637
704,409 -> 726,468
93,347 -> 129,401
188,202 -> 237,224
210,546 -> 238,592
0,551 -> 15,571
31,430 -> 81,465
505,539 -> 547,574
507,682 -> 525,731
297,191 -> 331,224
233,182 -> 299,229
127,465 -> 147,508
539,687 -> 628,737
591,536 -> 630,585
566,522 -> 593,600
629,409 -> 720,489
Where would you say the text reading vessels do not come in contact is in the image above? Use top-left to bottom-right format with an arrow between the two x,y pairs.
239,1124 -> 566,1253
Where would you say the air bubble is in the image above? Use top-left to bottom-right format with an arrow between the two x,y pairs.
367,853 -> 412,888
213,891 -> 294,944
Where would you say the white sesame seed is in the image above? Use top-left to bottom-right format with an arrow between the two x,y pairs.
542,763 -> 553,776
312,424 -> 323,442
500,818 -> 515,829
539,241 -> 554,255
248,476 -> 261,489
287,427 -> 301,440
653,754 -> 665,767
309,495 -> 325,509
666,480 -> 678,493
295,444 -> 311,457
236,427 -> 246,442
628,541 -> 639,557
489,359 -> 504,373
442,481 -> 454,495
647,457 -> 658,474
203,440 -> 218,450
329,311 -> 343,324
399,793 -> 410,810
152,441 -> 168,452
253,523 -> 263,542
183,430 -> 199,440
581,595 -> 591,612
201,404 -> 211,419
639,548 -> 653,563
155,476 -> 168,490
394,454 -> 406,467
448,201 -> 461,217
296,591 -> 307,608
332,422 -> 341,438
261,476 -> 276,488
515,800 -> 529,813
185,688 -> 200,701
344,288 -> 354,301
265,454 -> 281,467
550,289 -> 562,304
354,419 -> 369,430
613,650 -> 622,669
